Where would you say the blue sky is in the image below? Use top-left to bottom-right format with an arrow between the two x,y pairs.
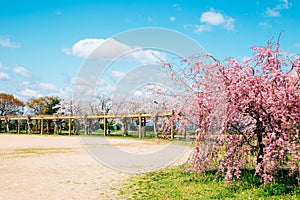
0,0 -> 299,101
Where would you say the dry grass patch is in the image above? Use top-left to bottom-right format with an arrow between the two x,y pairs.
1,147 -> 73,158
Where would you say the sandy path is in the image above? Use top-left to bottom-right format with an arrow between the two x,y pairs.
0,134 -> 129,200
0,134 -> 191,200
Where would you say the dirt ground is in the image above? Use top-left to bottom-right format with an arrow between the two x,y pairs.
0,134 -> 191,200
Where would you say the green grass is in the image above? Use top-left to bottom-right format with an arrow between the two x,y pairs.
120,165 -> 299,200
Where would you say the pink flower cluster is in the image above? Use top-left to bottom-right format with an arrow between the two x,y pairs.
166,42 -> 300,184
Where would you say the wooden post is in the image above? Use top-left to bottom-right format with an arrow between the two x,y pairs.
25,120 -> 27,133
59,119 -> 62,134
72,119 -> 76,135
17,120 -> 20,134
138,114 -> 142,138
53,121 -> 56,135
5,117 -> 10,133
53,118 -> 57,135
46,120 -> 50,133
143,117 -> 147,137
121,118 -> 128,136
68,116 -> 71,136
104,117 -> 107,136
40,117 -> 44,135
170,110 -> 175,139
170,120 -> 174,139
83,115 -> 88,135
27,116 -> 32,134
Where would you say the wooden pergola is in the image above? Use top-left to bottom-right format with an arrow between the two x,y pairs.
0,112 -> 175,138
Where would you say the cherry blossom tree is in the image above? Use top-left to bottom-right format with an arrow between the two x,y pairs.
110,91 -> 172,136
165,41 -> 300,184
89,95 -> 112,115
54,99 -> 76,116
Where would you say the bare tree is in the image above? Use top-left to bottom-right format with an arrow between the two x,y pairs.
89,95 -> 112,115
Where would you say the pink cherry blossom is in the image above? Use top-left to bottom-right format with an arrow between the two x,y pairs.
164,41 -> 300,184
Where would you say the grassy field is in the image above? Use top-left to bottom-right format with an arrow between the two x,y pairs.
120,165 -> 299,200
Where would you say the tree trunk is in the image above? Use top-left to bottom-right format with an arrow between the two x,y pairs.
27,117 -> 32,133
59,120 -> 62,134
5,119 -> 10,133
121,118 -> 128,136
256,120 -> 265,164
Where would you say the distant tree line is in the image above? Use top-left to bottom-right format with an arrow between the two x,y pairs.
0,93 -> 61,117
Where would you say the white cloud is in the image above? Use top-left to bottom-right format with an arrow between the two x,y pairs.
200,9 -> 225,25
90,38 -> 133,59
13,66 -> 30,77
21,81 -> 57,92
0,37 -> 20,49
38,83 -> 57,91
183,24 -> 193,30
172,3 -> 181,11
17,82 -> 67,101
194,25 -> 212,33
63,38 -> 164,64
0,72 -> 10,80
95,83 -> 115,94
266,7 -> 280,17
0,63 -> 9,70
64,38 -> 132,59
224,17 -> 235,31
259,22 -> 272,29
281,0 -> 290,9
265,0 -> 290,17
71,38 -> 105,58
295,43 -> 300,48
111,70 -> 126,79
169,16 -> 176,22
195,8 -> 235,32
20,89 -> 43,98
71,76 -> 96,87
22,81 -> 30,86
130,49 -> 166,64
61,47 -> 71,55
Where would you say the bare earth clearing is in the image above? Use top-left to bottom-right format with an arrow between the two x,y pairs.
0,134 -> 191,200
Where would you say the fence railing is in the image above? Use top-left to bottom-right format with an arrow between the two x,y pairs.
0,111 -> 174,138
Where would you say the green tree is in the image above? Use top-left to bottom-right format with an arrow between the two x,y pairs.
26,96 -> 60,115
